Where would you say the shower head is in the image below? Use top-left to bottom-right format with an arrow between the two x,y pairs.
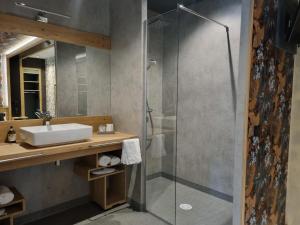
147,59 -> 157,70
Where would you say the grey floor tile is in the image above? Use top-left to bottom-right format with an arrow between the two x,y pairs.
146,177 -> 233,225
87,208 -> 168,225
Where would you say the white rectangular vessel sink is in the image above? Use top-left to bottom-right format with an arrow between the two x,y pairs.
20,123 -> 93,147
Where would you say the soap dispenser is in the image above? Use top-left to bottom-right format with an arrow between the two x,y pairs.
7,126 -> 16,143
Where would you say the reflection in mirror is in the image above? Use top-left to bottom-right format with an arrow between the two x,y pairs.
6,35 -> 55,120
0,32 -> 111,121
56,42 -> 111,117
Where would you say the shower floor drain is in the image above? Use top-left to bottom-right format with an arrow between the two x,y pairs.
179,203 -> 193,211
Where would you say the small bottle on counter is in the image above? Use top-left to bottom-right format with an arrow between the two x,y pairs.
7,126 -> 16,143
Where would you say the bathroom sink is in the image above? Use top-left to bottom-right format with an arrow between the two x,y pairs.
20,123 -> 93,147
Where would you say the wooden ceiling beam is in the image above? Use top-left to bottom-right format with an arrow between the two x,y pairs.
0,13 -> 111,50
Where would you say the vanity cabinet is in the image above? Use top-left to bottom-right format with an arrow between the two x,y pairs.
74,150 -> 127,209
0,116 -> 136,222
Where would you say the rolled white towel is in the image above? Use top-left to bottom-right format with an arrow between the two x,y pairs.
110,156 -> 121,166
98,155 -> 111,167
0,186 -> 14,205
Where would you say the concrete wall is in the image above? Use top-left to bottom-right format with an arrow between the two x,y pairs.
286,49 -> 300,225
176,0 -> 241,196
86,47 -> 111,116
110,0 -> 146,207
146,11 -> 164,176
56,43 -> 111,117
0,161 -> 89,215
56,42 -> 83,117
232,0 -> 253,224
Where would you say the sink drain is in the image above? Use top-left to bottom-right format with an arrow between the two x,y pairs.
179,203 -> 193,211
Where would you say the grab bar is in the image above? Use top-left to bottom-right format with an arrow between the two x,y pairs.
89,141 -> 122,148
0,153 -> 44,163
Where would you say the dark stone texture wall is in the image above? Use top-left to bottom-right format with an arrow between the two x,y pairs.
245,0 -> 294,224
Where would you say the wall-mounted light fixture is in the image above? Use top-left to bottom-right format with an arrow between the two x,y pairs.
15,2 -> 71,21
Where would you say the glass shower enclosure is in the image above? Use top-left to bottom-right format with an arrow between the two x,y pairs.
145,1 -> 240,225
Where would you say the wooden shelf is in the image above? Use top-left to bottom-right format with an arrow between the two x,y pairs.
74,161 -> 125,182
89,167 -> 125,181
24,81 -> 39,83
74,152 -> 127,210
106,172 -> 126,208
23,90 -> 39,92
0,187 -> 25,224
0,188 -> 24,208
98,163 -> 121,169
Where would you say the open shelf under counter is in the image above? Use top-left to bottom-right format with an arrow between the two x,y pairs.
0,187 -> 25,223
89,166 -> 125,181
91,171 -> 126,210
74,161 -> 125,182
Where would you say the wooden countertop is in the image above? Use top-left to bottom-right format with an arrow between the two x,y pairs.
0,132 -> 136,161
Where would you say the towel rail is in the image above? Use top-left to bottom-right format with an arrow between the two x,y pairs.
0,153 -> 44,164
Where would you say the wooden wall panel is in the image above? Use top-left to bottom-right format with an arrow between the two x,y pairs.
244,0 -> 294,225
0,13 -> 111,50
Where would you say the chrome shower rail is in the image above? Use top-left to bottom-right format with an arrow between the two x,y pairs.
178,4 -> 229,31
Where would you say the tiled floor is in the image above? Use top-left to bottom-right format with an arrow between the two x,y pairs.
76,208 -> 168,225
23,177 -> 232,225
147,177 -> 233,225
23,203 -> 104,225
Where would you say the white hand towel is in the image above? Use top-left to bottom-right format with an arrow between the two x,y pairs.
110,156 -> 121,166
121,138 -> 142,165
0,186 -> 14,205
98,155 -> 111,167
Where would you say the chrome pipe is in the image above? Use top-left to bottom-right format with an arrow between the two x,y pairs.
178,4 -> 229,31
15,2 -> 71,19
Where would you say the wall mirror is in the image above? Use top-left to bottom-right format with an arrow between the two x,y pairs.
0,32 -> 111,121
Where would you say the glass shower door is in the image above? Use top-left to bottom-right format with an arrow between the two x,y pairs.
145,10 -> 178,225
175,2 -> 235,225
145,2 -> 237,225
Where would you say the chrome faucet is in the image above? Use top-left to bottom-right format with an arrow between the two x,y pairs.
35,111 -> 52,125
